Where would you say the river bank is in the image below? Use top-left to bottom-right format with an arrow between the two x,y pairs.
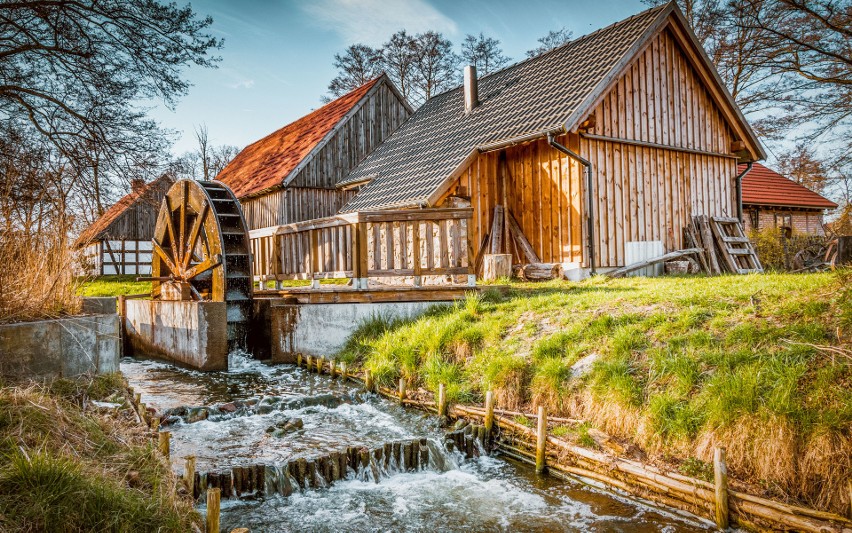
0,374 -> 199,532
338,271 -> 852,516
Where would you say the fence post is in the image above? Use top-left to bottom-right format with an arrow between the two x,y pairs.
412,222 -> 422,287
535,406 -> 547,474
484,391 -> 495,441
206,487 -> 220,533
364,369 -> 373,392
714,447 -> 730,530
351,220 -> 369,290
184,455 -> 196,496
329,360 -> 337,379
310,230 -> 320,289
398,378 -> 406,402
437,384 -> 447,418
158,431 -> 171,459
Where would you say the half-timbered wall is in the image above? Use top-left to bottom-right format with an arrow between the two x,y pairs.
439,26 -> 744,269
243,187 -> 357,229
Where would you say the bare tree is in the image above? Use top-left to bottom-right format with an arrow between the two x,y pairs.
382,30 -> 419,105
327,44 -> 385,98
777,144 -> 829,193
461,33 -> 511,75
411,32 -> 459,102
526,28 -> 574,58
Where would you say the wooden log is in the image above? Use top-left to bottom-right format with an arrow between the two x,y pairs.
714,447 -> 730,529
697,216 -> 721,274
483,254 -> 512,281
316,356 -> 323,374
398,378 -> 406,402
184,456 -> 196,496
515,262 -> 564,281
484,391 -> 495,443
606,248 -> 703,278
158,431 -> 170,459
437,384 -> 447,418
536,406 -> 547,474
206,487 -> 220,533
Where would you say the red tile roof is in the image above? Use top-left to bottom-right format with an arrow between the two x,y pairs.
74,174 -> 173,248
216,77 -> 383,199
739,162 -> 838,210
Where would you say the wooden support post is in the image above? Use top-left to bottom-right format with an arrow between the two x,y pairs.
355,222 -> 369,289
134,392 -> 142,406
139,402 -> 148,425
316,356 -> 323,374
365,369 -> 373,392
340,361 -> 347,381
714,447 -> 729,530
535,405 -> 547,475
158,431 -> 171,459
184,455 -> 196,496
206,487 -> 220,533
306,355 -> 313,371
438,384 -> 447,418
296,353 -> 302,367
398,378 -> 406,402
329,360 -> 337,379
151,416 -> 160,432
310,230 -> 320,289
412,222 -> 422,287
484,390 -> 495,440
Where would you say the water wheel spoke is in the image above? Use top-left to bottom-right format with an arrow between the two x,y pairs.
184,253 -> 222,280
182,203 -> 208,271
178,181 -> 188,266
152,238 -> 179,275
163,196 -> 179,263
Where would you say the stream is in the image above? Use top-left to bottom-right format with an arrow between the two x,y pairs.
122,353 -> 713,532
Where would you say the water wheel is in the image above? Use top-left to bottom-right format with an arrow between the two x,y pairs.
151,179 -> 253,349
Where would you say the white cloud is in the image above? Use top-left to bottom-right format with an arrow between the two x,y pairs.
303,0 -> 458,46
229,79 -> 256,90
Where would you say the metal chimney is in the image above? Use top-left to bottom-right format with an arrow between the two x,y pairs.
464,65 -> 479,114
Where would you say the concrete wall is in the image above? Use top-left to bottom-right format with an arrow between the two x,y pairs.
265,300 -> 448,363
81,297 -> 117,315
124,300 -> 228,371
0,314 -> 120,379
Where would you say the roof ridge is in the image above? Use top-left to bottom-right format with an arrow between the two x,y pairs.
425,3 -> 671,103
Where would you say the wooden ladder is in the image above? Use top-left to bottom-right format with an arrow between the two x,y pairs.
709,217 -> 763,274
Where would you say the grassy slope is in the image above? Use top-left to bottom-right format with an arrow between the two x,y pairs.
338,271 -> 852,513
0,375 -> 198,532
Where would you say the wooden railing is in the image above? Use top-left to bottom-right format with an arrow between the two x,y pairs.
249,209 -> 474,288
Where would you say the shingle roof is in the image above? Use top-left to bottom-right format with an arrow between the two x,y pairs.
339,4 -> 672,212
740,163 -> 838,210
74,174 -> 174,248
217,76 -> 384,199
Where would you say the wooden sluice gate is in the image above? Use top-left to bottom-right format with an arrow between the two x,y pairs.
191,437 -> 439,501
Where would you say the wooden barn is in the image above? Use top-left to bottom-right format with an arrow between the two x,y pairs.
75,174 -> 174,276
740,163 -> 837,236
335,2 -> 765,278
216,74 -> 412,230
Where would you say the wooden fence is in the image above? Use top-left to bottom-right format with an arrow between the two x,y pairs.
249,208 -> 474,288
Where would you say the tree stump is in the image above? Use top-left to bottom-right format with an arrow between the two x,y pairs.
483,254 -> 512,281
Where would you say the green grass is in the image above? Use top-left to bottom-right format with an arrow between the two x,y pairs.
0,375 -> 199,532
76,276 -> 151,297
337,270 -> 852,512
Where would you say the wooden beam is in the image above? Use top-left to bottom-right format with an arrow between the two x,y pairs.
490,205 -> 504,255
506,210 -> 540,263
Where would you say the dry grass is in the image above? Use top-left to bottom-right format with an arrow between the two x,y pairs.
0,230 -> 80,324
0,375 -> 199,532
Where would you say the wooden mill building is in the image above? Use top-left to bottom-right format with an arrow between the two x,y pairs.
75,174 -> 174,276
338,2 -> 765,276
216,74 -> 411,230
740,163 -> 837,236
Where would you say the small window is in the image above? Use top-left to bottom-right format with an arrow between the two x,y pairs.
749,209 -> 759,230
775,213 -> 792,229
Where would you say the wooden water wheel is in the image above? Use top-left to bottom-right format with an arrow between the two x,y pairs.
151,179 -> 253,348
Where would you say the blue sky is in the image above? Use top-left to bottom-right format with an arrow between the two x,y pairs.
151,0 -> 648,154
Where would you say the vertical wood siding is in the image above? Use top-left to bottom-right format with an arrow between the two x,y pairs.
242,188 -> 357,230
439,27 -> 743,269
583,27 -> 738,267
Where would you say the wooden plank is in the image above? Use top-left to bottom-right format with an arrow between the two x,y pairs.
506,210 -> 540,263
606,248 -> 703,278
490,205 -> 504,255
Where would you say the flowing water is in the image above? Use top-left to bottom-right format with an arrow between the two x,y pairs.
122,354 -> 712,532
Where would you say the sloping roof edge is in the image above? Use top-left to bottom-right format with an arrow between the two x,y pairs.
238,74 -> 411,201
